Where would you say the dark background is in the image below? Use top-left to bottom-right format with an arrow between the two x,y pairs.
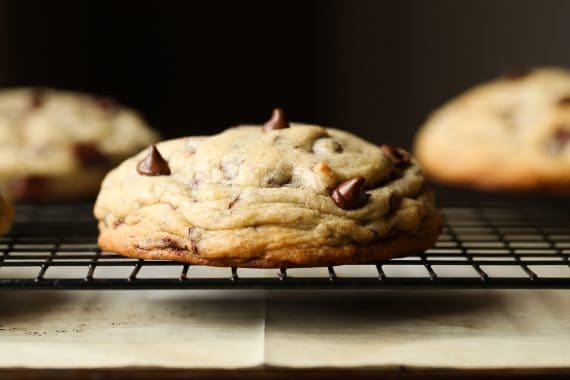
1,0 -> 569,149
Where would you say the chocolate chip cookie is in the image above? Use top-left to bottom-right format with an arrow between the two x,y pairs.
0,88 -> 159,200
94,109 -> 441,267
414,67 -> 570,193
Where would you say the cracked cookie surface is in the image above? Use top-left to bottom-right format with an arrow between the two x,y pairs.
0,88 -> 159,200
414,67 -> 570,193
94,122 -> 441,267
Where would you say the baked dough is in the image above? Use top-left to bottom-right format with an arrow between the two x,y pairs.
0,88 -> 158,200
415,67 -> 570,193
95,120 -> 441,267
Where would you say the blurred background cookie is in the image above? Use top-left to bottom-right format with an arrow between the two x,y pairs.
0,88 -> 159,200
414,67 -> 570,194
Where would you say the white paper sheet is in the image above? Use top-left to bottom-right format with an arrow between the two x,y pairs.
0,290 -> 265,368
0,272 -> 570,369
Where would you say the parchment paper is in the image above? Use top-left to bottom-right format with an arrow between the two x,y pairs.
0,266 -> 569,369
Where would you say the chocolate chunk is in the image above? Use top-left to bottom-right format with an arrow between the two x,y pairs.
380,144 -> 411,167
263,108 -> 289,131
72,142 -> 105,167
137,145 -> 171,176
558,96 -> 570,106
503,68 -> 529,80
330,176 -> 369,210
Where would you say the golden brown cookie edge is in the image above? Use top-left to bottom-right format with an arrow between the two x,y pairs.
97,209 -> 443,268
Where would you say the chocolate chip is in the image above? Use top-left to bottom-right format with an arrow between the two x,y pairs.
389,193 -> 400,212
547,128 -> 570,153
330,176 -> 369,210
9,176 -> 50,200
228,196 -> 240,209
263,108 -> 289,131
556,129 -> 570,142
137,145 -> 171,176
189,228 -> 199,253
72,142 -> 105,167
95,96 -> 120,114
333,141 -> 343,153
30,88 -> 45,108
503,68 -> 529,80
558,96 -> 570,106
380,145 -> 411,167
160,237 -> 185,251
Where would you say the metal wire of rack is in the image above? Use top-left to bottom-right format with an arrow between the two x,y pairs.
0,201 -> 569,289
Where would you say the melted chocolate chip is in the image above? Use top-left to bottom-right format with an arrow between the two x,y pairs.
503,68 -> 529,80
95,96 -> 120,114
30,88 -> 45,108
72,142 -> 105,167
228,196 -> 240,209
548,128 -> 570,153
558,96 -> 570,106
389,193 -> 401,212
263,108 -> 289,131
380,145 -> 411,167
330,176 -> 369,210
189,228 -> 199,253
137,145 -> 171,176
333,141 -> 343,153
556,128 -> 570,142
9,176 -> 51,200
160,237 -> 183,250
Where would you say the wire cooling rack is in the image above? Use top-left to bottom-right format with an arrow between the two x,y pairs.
0,200 -> 569,289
